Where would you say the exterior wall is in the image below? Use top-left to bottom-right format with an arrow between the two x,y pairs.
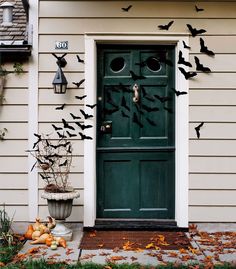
1,1 -> 235,222
0,65 -> 29,221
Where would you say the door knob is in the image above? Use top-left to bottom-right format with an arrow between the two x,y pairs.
133,83 -> 139,103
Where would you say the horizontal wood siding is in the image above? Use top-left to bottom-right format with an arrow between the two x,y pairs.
0,72 -> 29,220
36,0 -> 236,222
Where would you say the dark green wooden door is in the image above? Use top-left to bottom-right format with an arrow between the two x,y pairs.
97,45 -> 175,219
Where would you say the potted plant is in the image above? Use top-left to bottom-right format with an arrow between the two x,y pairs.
29,133 -> 79,241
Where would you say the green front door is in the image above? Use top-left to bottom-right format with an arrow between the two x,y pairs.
97,45 -> 175,219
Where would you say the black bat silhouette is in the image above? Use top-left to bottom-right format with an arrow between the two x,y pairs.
183,41 -> 191,49
200,38 -> 215,56
55,103 -> 66,110
50,141 -> 70,149
106,92 -> 119,108
62,118 -> 75,130
194,56 -> 211,72
178,51 -> 192,67
57,132 -> 67,139
158,55 -> 173,67
187,24 -> 206,37
118,83 -> 133,93
66,131 -> 77,138
121,110 -> 129,118
52,124 -> 63,131
80,109 -> 93,119
195,5 -> 204,12
141,87 -> 155,102
122,5 -> 132,12
164,106 -> 173,113
67,145 -> 72,153
86,104 -> 97,109
104,107 -> 119,115
76,55 -> 84,63
75,95 -> 87,100
154,94 -> 172,103
70,113 -> 81,120
59,159 -> 68,167
195,122 -> 204,139
171,87 -> 187,96
158,20 -> 174,30
179,67 -> 197,80
146,117 -> 157,126
79,132 -> 93,140
130,71 -> 146,81
135,103 -> 144,115
73,79 -> 85,88
142,104 -> 159,112
133,112 -> 143,128
75,122 -> 93,130
39,173 -> 51,180
33,133 -> 42,149
121,96 -> 130,111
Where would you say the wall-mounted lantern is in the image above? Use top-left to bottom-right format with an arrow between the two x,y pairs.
52,53 -> 68,94
0,2 -> 14,26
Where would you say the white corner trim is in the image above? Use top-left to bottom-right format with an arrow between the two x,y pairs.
84,33 -> 189,228
28,0 -> 39,221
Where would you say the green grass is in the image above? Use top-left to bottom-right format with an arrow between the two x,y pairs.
0,244 -> 22,264
1,260 -> 236,269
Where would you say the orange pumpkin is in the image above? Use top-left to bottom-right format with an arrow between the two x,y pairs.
24,225 -> 34,240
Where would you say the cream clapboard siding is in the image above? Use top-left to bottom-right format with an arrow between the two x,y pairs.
37,0 -> 236,222
0,64 -> 29,221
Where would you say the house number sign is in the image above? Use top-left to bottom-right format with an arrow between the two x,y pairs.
55,41 -> 68,50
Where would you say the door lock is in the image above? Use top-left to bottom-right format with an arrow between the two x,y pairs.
100,121 -> 112,134
133,83 -> 139,103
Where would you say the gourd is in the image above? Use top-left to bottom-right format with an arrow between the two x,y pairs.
31,230 -> 42,240
59,237 -> 67,248
30,233 -> 50,244
24,225 -> 34,240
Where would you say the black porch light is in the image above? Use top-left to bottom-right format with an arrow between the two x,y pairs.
52,53 -> 68,94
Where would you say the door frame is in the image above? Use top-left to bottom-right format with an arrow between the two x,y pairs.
84,33 -> 189,228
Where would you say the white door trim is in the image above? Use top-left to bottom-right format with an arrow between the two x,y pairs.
84,33 -> 189,228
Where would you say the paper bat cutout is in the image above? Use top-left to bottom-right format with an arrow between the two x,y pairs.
178,51 -> 192,67
57,132 -> 67,139
67,145 -> 72,153
86,104 -> 97,109
183,41 -> 191,49
62,118 -> 75,130
132,112 -> 143,128
80,109 -> 93,119
50,141 -> 70,149
76,55 -> 84,63
118,83 -> 133,93
130,71 -> 146,81
121,96 -> 130,111
195,122 -> 204,139
179,67 -> 197,80
79,132 -> 93,140
75,95 -> 87,100
158,20 -> 174,30
154,94 -> 172,103
33,133 -> 42,149
55,103 -> 66,110
59,160 -> 68,167
121,110 -> 129,118
187,24 -> 206,37
164,106 -> 173,113
104,107 -> 119,115
70,113 -> 81,120
142,104 -> 159,112
75,122 -> 93,130
52,124 -> 63,131
44,153 -> 62,159
141,87 -> 155,102
73,79 -> 85,88
194,56 -> 211,72
52,53 -> 67,67
195,5 -> 204,12
135,103 -> 144,115
146,117 -> 157,126
200,38 -> 215,56
171,87 -> 187,96
122,5 -> 132,12
66,131 -> 77,138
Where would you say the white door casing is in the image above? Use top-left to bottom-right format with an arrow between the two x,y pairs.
84,33 -> 189,228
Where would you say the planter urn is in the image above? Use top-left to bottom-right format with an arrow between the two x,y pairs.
41,190 -> 80,241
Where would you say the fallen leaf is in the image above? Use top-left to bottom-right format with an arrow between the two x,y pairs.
112,247 -> 120,253
130,256 -> 138,261
80,254 -> 96,260
66,248 -> 74,255
145,242 -> 155,249
168,252 -> 178,258
100,252 -> 110,256
97,243 -> 104,248
104,266 -> 112,269
27,247 -> 40,254
179,248 -> 188,254
0,262 -> 5,267
89,231 -> 97,237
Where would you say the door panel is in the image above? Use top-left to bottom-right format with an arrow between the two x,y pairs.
97,45 -> 175,219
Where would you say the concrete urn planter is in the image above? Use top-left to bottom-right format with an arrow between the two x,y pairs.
41,190 -> 80,241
